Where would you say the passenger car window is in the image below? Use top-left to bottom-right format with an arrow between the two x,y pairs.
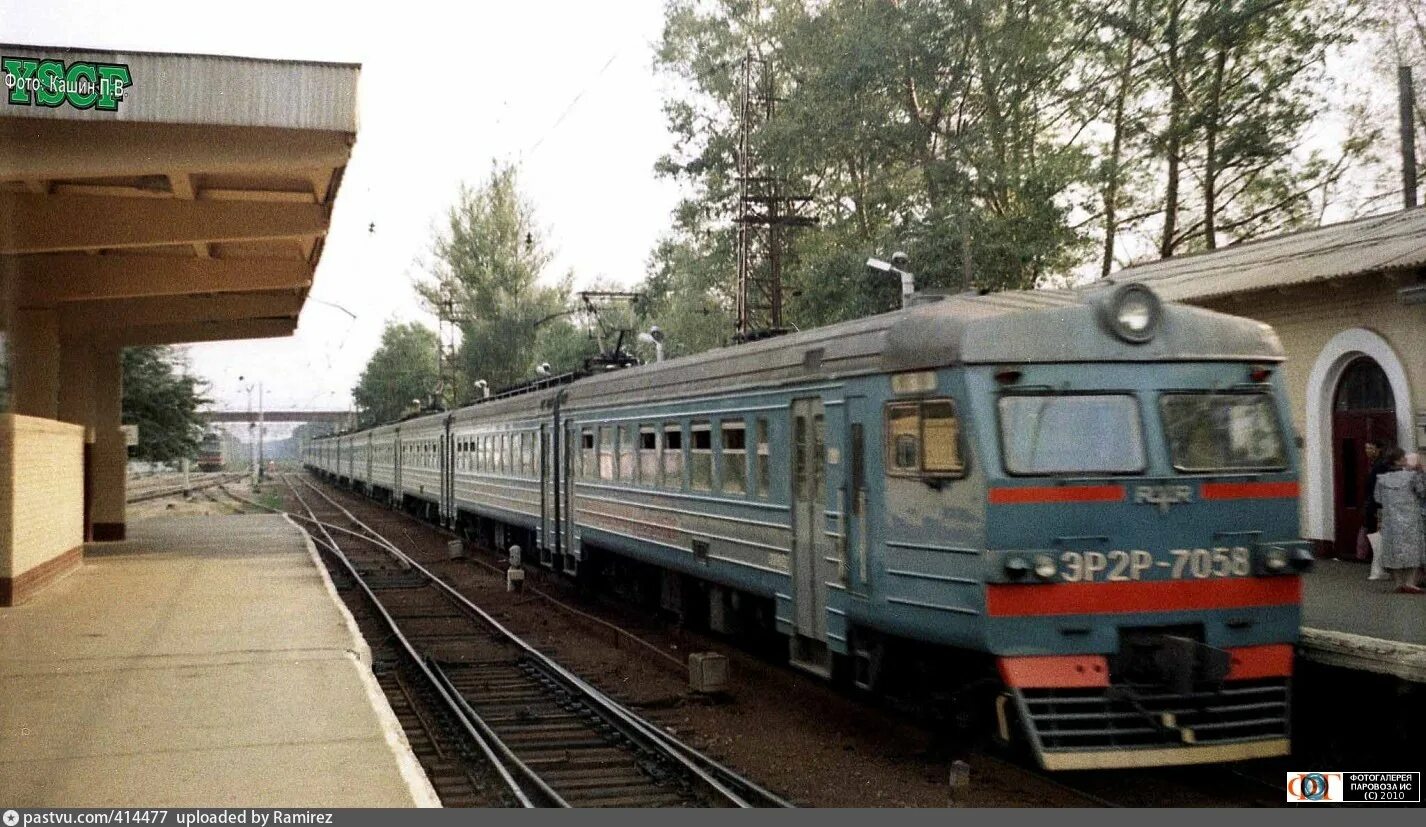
599,426 -> 616,481
721,421 -> 747,495
922,401 -> 961,472
639,426 -> 658,483
755,418 -> 770,497
690,422 -> 712,491
887,404 -> 921,474
619,424 -> 637,481
886,399 -> 965,477
663,424 -> 683,488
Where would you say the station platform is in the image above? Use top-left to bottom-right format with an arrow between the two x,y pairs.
1301,559 -> 1426,683
0,515 -> 439,807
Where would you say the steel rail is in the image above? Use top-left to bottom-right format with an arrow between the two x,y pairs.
292,473 -> 789,808
128,472 -> 247,503
281,476 -> 559,808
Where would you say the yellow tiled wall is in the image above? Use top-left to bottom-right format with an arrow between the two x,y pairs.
0,413 -> 84,579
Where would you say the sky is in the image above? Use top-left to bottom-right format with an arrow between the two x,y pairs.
1,0 -> 683,426
2,1 -> 1403,435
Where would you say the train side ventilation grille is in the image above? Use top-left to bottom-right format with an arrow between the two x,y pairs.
1014,678 -> 1289,753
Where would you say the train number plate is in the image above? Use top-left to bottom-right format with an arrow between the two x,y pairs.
1058,547 -> 1251,582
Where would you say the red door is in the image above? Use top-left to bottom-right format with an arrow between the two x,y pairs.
1331,411 -> 1397,559
1330,356 -> 1399,559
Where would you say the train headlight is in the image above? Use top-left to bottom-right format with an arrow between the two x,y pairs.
1004,556 -> 1031,581
1263,546 -> 1289,573
1099,283 -> 1162,344
1033,554 -> 1057,580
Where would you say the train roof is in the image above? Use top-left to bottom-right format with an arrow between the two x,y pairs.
325,285 -> 1284,433
884,285 -> 1283,371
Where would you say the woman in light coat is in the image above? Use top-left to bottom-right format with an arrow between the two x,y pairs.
1374,449 -> 1426,594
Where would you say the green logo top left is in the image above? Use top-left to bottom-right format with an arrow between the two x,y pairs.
2,56 -> 132,111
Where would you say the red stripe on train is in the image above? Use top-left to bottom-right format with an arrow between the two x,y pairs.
985,577 -> 1301,617
1225,644 -> 1294,680
988,485 -> 1126,505
999,655 -> 1110,688
1200,481 -> 1299,500
998,644 -> 1293,688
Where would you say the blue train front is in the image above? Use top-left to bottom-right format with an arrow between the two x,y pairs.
844,284 -> 1308,770
304,283 -> 1310,771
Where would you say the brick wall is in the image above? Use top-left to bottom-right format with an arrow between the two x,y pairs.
0,413 -> 84,602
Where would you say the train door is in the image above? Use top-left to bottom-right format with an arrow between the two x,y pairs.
564,420 -> 577,572
365,433 -> 373,484
392,429 -> 402,503
844,395 -> 871,595
790,397 -> 831,676
441,419 -> 455,527
539,422 -> 552,565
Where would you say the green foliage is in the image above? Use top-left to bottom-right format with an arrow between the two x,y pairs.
1123,0 -> 1368,252
417,163 -> 595,400
121,346 -> 208,464
351,321 -> 439,428
640,0 -> 1371,349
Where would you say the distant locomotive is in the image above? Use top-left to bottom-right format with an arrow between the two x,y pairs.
306,283 -> 1311,770
197,431 -> 226,472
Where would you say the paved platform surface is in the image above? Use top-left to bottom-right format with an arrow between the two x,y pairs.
1301,559 -> 1426,682
0,515 -> 439,807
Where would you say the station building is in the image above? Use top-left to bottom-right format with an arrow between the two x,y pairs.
1117,208 -> 1426,556
0,45 -> 359,604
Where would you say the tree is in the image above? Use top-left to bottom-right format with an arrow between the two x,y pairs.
351,321 -> 439,428
121,346 -> 208,464
417,163 -> 587,400
645,0 -> 1108,339
1355,0 -> 1426,213
1097,0 -> 1368,261
643,0 -> 1371,339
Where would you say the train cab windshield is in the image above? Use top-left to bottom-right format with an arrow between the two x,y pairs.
997,394 -> 1145,475
1159,392 -> 1287,472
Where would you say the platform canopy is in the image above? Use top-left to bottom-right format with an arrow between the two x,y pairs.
0,44 -> 359,346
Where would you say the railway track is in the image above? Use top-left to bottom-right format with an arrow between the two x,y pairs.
254,475 -> 1294,807
262,473 -> 789,808
127,472 -> 246,503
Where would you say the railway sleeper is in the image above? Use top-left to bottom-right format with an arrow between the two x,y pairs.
568,788 -> 691,808
502,735 -> 613,751
557,777 -> 667,796
517,747 -> 631,766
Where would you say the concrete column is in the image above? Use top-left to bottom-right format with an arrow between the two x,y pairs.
58,340 -> 97,541
9,307 -> 59,419
91,346 -> 125,541
57,340 -> 96,430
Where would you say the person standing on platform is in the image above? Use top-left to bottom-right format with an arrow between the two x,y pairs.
1363,439 -> 1394,581
1373,449 -> 1426,594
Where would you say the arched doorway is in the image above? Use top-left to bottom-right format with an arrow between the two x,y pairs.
1304,328 -> 1415,551
1330,357 -> 1397,557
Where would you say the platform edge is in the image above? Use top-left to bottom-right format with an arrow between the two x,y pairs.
284,513 -> 443,808
1300,626 -> 1426,683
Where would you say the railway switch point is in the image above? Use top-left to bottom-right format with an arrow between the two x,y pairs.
688,651 -> 729,694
